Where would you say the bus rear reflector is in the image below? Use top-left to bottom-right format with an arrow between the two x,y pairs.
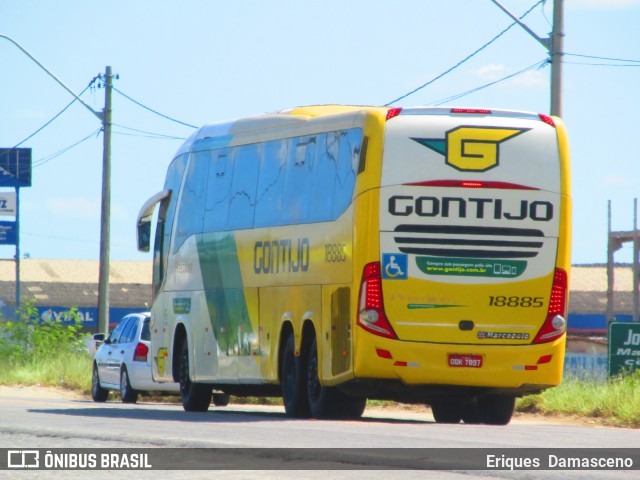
533,268 -> 568,344
451,108 -> 491,114
539,114 -> 556,127
405,179 -> 539,190
386,108 -> 403,121
358,262 -> 397,339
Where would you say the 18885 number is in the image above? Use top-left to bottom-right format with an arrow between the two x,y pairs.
489,296 -> 544,308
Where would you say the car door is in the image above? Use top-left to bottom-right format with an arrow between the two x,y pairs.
111,316 -> 140,386
101,316 -> 132,386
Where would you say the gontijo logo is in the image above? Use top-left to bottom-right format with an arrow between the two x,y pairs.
412,126 -> 529,172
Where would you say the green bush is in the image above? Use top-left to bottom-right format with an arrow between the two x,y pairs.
0,302 -> 92,390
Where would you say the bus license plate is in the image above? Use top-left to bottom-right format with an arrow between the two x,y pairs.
448,354 -> 483,368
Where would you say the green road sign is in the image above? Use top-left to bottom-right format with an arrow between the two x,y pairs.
608,322 -> 640,376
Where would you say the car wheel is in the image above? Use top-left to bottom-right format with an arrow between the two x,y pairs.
91,364 -> 109,402
178,340 -> 212,412
120,366 -> 139,404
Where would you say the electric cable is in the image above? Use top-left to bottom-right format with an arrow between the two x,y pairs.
384,0 -> 545,105
113,86 -> 198,129
112,123 -> 187,140
565,53 -> 640,64
32,128 -> 102,168
431,58 -> 549,106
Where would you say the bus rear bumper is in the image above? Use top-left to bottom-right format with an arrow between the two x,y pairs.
352,331 -> 566,396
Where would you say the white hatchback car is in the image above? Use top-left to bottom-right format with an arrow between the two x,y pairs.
91,312 -> 179,403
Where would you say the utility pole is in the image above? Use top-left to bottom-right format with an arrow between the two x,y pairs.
490,0 -> 564,117
550,0 -> 564,117
1,35 -> 113,326
97,66 -> 113,335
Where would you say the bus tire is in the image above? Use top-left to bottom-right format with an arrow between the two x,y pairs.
337,395 -> 367,419
281,335 -> 311,418
461,399 -> 481,424
478,395 -> 515,425
212,392 -> 230,407
431,401 -> 463,424
91,364 -> 109,402
178,341 -> 212,412
120,366 -> 139,404
306,337 -> 335,419
306,337 -> 366,419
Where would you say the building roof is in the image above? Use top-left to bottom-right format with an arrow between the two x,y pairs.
0,259 -> 151,284
0,259 -> 151,309
0,260 -> 636,314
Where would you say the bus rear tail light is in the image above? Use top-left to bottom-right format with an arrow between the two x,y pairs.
451,108 -> 491,114
133,342 -> 149,362
539,114 -> 556,127
386,108 -> 403,121
533,268 -> 568,344
357,262 -> 397,339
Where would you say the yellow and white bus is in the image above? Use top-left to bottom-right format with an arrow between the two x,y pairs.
137,105 -> 571,424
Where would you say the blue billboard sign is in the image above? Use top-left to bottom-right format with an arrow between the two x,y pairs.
0,148 -> 32,187
0,221 -> 17,245
34,306 -> 148,331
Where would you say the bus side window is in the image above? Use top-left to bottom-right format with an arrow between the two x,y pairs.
255,140 -> 287,228
333,128 -> 361,218
309,132 -> 336,222
203,150 -> 233,232
153,154 -> 186,294
152,215 -> 165,296
174,151 -> 209,252
228,144 -> 260,230
282,136 -> 315,224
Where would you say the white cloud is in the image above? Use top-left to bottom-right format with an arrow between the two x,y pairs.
511,70 -> 547,88
45,197 -> 100,219
472,64 -> 546,89
473,64 -> 506,81
600,174 -> 636,186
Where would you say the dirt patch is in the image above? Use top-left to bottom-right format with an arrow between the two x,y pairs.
0,384 -> 86,400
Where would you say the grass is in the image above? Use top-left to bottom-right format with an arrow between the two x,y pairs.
2,313 -> 639,426
517,374 -> 640,427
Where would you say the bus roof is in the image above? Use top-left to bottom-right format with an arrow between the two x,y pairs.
174,105 -> 548,158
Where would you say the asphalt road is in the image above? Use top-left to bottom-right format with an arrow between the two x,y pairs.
1,386 -> 639,480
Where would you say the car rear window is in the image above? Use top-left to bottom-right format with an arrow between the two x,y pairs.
141,319 -> 151,341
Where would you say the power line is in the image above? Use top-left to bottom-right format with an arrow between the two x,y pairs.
384,0 -> 545,105
113,86 -> 198,129
431,58 -> 549,106
112,123 -> 187,140
32,128 -> 102,168
565,61 -> 640,68
0,80 -> 95,166
565,53 -> 640,64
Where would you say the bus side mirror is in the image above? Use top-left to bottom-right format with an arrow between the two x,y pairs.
136,189 -> 171,253
137,220 -> 151,252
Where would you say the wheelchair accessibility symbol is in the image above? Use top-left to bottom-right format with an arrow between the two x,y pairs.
382,253 -> 408,280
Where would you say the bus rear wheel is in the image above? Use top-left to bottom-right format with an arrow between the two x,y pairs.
178,341 -> 212,412
281,334 -> 311,418
477,395 -> 515,425
306,337 -> 366,420
431,401 -> 463,424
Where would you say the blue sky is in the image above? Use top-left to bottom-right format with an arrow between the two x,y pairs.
1,0 -> 639,264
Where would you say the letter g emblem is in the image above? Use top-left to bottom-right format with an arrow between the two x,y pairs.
446,126 -> 527,171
